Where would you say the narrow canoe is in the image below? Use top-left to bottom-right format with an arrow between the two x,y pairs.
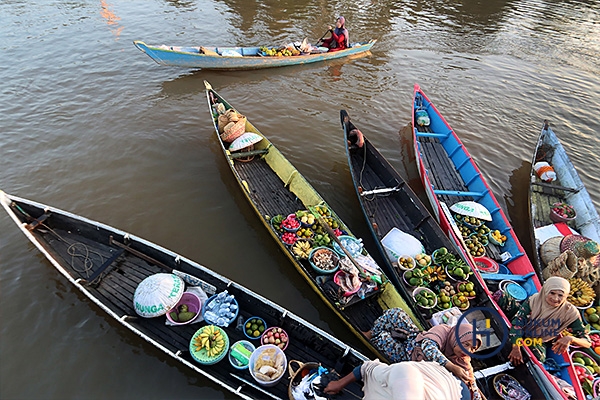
528,120 -> 600,272
1,190 -> 368,400
411,85 -> 583,399
134,40 -> 376,70
203,80 -> 425,363
340,109 -> 552,399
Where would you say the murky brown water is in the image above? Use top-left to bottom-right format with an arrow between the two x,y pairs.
1,1 -> 599,399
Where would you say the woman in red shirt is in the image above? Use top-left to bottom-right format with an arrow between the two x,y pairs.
319,16 -> 349,52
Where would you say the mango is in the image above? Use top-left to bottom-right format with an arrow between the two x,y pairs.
178,311 -> 196,322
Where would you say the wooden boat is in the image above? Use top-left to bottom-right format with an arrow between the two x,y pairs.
0,190 -> 368,400
411,85 -> 584,399
203,80 -> 429,363
339,109 -> 555,399
134,40 -> 376,70
528,120 -> 600,272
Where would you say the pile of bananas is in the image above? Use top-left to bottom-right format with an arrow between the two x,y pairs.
568,278 -> 596,307
193,325 -> 226,358
292,240 -> 312,258
422,265 -> 447,282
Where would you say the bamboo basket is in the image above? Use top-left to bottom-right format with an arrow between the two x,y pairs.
220,116 -> 247,142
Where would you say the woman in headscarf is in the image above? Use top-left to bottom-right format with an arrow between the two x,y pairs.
319,16 -> 349,51
364,308 -> 481,389
324,359 -> 470,400
507,276 -> 591,364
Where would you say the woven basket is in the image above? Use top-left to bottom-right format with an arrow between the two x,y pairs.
288,360 -> 321,400
220,116 -> 247,142
540,236 -> 562,266
541,250 -> 578,280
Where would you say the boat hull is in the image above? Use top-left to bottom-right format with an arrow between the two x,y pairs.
134,40 -> 376,70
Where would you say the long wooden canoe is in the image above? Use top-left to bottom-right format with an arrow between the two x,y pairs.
528,120 -> 600,272
340,109 -> 552,399
134,40 -> 376,70
204,81 -> 427,364
1,190 -> 368,400
411,85 -> 582,399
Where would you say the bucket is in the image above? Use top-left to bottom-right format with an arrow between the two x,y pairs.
287,360 -> 320,400
496,282 -> 528,319
249,344 -> 287,387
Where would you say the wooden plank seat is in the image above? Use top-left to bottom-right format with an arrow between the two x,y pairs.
26,211 -> 51,231
84,247 -> 126,283
230,148 -> 269,160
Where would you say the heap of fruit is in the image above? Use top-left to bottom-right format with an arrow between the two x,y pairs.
489,229 -> 507,245
415,253 -> 432,267
313,205 -> 331,217
296,210 -> 316,226
457,281 -> 476,298
421,265 -> 447,282
270,215 -> 285,234
464,236 -> 486,257
414,288 -> 437,309
259,46 -> 300,57
313,233 -> 332,247
291,239 -> 312,258
296,227 -> 314,239
281,232 -> 298,245
437,281 -> 457,309
309,248 -> 338,272
458,215 -> 483,228
447,263 -> 473,280
567,278 -> 596,307
397,256 -> 415,270
404,268 -> 427,287
169,304 -> 196,323
551,202 -> 576,219
281,215 -> 300,231
471,232 -> 489,246
573,364 -> 595,396
193,325 -> 227,358
245,317 -> 266,338
452,294 -> 470,310
458,224 -> 471,238
590,331 -> 600,355
584,307 -> 600,331
261,327 -> 289,349
571,351 -> 599,397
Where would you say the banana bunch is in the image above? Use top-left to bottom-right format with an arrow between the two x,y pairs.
193,325 -> 226,358
568,278 -> 596,307
292,240 -> 312,258
422,265 -> 447,282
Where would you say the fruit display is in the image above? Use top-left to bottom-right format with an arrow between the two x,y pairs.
313,205 -> 331,217
447,263 -> 473,281
404,268 -> 428,287
457,281 -> 476,298
295,210 -> 315,226
415,253 -> 431,267
312,233 -> 332,247
295,227 -> 314,239
259,46 -> 300,57
324,216 -> 341,230
413,287 -> 437,309
270,214 -> 285,234
169,304 -> 196,323
585,307 -> 600,330
571,350 -> 599,397
261,327 -> 289,350
551,202 -> 576,220
456,214 -> 483,228
281,232 -> 298,245
590,332 -> 600,355
489,229 -> 507,246
464,236 -> 485,257
397,256 -> 415,270
291,239 -> 313,258
309,247 -> 339,273
192,325 -> 227,358
567,278 -> 596,308
281,214 -> 300,231
421,265 -> 447,282
452,294 -> 470,310
458,224 -> 471,238
470,231 -> 489,246
436,281 -> 457,309
244,317 -> 266,339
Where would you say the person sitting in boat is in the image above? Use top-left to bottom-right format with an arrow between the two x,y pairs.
323,358 -> 472,399
347,128 -> 364,150
318,16 -> 349,52
363,308 -> 481,393
507,276 -> 591,365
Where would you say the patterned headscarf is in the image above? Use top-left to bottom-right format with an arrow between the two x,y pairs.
415,323 -> 481,371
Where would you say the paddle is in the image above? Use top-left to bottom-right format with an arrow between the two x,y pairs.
308,205 -> 382,285
315,29 -> 331,45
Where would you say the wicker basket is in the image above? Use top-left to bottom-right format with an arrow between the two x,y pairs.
540,236 -> 562,266
220,116 -> 247,142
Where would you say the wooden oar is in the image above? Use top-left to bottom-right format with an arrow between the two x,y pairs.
308,206 -> 381,284
315,29 -> 330,45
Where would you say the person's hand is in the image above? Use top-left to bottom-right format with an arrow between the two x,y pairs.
328,25 -> 333,31
551,335 -> 573,354
446,362 -> 472,383
324,379 -> 345,395
508,345 -> 523,365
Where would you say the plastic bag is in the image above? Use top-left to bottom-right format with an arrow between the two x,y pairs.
416,109 -> 430,127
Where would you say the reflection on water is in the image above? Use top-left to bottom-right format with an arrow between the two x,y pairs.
100,0 -> 122,38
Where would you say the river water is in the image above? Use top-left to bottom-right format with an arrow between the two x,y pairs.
1,1 -> 599,399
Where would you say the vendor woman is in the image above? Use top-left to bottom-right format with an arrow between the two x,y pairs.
507,276 -> 591,365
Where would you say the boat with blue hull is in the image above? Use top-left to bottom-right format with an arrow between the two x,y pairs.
134,40 -> 376,70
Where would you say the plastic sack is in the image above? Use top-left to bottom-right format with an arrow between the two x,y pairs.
221,49 -> 242,57
415,109 -> 430,127
534,161 -> 556,182
381,228 -> 425,262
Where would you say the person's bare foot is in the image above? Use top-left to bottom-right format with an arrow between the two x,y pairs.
363,330 -> 372,340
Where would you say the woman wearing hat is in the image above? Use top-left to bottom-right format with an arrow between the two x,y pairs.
507,276 -> 591,365
318,16 -> 349,51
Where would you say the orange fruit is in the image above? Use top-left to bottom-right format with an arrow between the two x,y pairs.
594,347 -> 600,355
